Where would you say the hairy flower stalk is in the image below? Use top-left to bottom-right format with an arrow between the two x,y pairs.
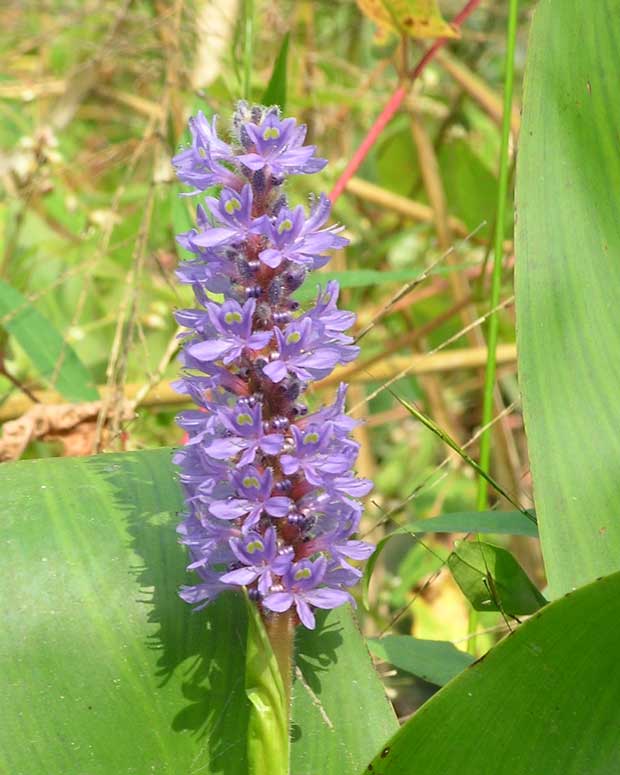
172,102 -> 374,636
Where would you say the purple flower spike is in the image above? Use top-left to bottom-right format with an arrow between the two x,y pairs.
173,102 -> 373,629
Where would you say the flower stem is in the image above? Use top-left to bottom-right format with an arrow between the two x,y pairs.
265,610 -> 296,712
246,604 -> 293,775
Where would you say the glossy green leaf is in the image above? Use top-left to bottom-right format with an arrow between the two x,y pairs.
363,571 -> 620,774
0,449 -> 395,774
515,0 -> 620,595
261,33 -> 290,110
448,540 -> 546,616
367,636 -> 473,686
0,278 -> 98,401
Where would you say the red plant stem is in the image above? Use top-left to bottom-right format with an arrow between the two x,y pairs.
329,0 -> 482,204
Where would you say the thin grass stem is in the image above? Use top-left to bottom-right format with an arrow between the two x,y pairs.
476,0 -> 519,510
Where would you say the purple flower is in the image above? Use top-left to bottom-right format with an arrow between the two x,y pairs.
205,400 -> 284,466
299,383 -> 359,436
221,527 -> 293,595
280,425 -> 354,488
263,557 -> 351,630
302,281 -> 357,343
209,466 -> 292,529
257,196 -> 348,270
263,318 -> 351,384
172,112 -> 240,193
187,299 -> 272,365
173,103 -> 374,629
192,184 -> 263,249
236,109 -> 327,178
305,527 -> 374,572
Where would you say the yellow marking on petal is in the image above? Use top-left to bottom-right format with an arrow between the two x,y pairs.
198,147 -> 207,158
286,331 -> 302,345
294,567 -> 312,581
236,413 -> 253,426
263,126 -> 280,140
243,476 -> 260,489
224,198 -> 241,214
277,218 -> 293,234
304,432 -> 319,445
225,311 -> 243,325
247,540 -> 264,554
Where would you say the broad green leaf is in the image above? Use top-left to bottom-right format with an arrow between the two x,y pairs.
0,449 -> 395,774
0,278 -> 98,401
363,571 -> 620,774
367,636 -> 473,686
292,609 -> 398,773
245,603 -> 289,775
515,0 -> 620,596
261,33 -> 290,110
362,510 -> 537,608
448,540 -> 546,616
0,449 -> 250,775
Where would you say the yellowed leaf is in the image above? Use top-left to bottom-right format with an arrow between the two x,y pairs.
357,0 -> 460,41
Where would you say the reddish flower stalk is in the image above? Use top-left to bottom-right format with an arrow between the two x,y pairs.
329,0 -> 483,204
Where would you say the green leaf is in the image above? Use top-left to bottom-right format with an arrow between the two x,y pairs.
294,268 -> 429,303
448,540 -> 547,616
400,510 -> 538,538
438,137 -> 501,240
375,123 -> 419,197
515,0 -> 620,595
245,602 -> 289,775
292,609 -> 398,773
362,510 -> 537,608
0,449 -> 395,774
363,571 -> 620,774
0,449 -> 250,774
367,636 -> 474,686
261,33 -> 290,110
0,278 -> 98,401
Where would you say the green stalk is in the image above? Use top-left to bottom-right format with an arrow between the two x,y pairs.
242,0 -> 255,101
476,0 -> 519,510
245,602 -> 293,775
